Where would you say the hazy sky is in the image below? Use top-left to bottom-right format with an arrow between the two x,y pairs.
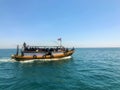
0,0 -> 120,48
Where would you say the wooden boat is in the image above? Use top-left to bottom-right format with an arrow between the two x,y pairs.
11,42 -> 75,61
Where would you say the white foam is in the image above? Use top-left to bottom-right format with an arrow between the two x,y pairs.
40,56 -> 72,61
0,58 -> 16,63
19,56 -> 72,63
20,60 -> 35,63
0,56 -> 72,63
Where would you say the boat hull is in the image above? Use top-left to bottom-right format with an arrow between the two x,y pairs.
11,50 -> 74,61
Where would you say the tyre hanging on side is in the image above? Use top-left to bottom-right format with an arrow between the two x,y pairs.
33,55 -> 37,59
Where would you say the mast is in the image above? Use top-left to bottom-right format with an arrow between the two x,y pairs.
16,45 -> 19,56
58,38 -> 62,47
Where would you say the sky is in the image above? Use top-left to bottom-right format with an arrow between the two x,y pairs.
0,0 -> 120,48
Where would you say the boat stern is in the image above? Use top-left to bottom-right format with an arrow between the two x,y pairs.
11,54 -> 16,59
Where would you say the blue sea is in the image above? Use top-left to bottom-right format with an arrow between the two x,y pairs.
0,48 -> 120,90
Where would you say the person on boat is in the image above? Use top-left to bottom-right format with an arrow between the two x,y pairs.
66,48 -> 68,52
55,47 -> 58,52
71,47 -> 75,51
21,50 -> 24,56
61,47 -> 65,51
23,42 -> 27,48
50,48 -> 53,52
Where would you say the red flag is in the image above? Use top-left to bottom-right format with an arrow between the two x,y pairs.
58,38 -> 61,41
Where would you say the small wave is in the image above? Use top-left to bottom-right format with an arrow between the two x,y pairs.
20,56 -> 72,63
20,60 -> 35,63
0,58 -> 16,63
0,56 -> 72,63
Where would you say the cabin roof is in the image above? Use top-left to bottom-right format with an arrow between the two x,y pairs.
26,46 -> 64,48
